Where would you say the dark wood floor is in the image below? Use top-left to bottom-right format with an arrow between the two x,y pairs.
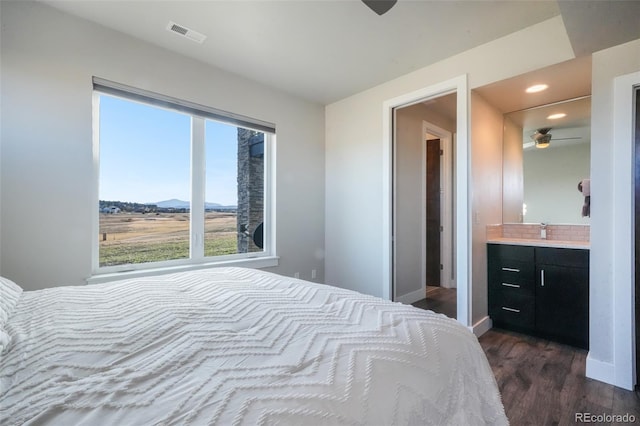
412,286 -> 456,319
411,289 -> 639,424
478,328 -> 640,425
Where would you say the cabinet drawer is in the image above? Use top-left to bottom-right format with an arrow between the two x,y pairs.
535,247 -> 589,268
491,260 -> 535,287
489,278 -> 534,298
489,292 -> 535,329
488,243 -> 534,261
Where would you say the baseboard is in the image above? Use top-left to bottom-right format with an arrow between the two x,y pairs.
396,287 -> 425,305
585,353 -> 616,386
440,280 -> 457,289
471,316 -> 492,337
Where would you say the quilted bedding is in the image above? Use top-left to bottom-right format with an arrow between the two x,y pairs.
0,267 -> 507,425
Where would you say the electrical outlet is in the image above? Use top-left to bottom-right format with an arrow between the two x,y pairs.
311,269 -> 317,279
294,272 -> 300,279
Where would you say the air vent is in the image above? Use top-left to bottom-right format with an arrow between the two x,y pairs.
166,21 -> 207,44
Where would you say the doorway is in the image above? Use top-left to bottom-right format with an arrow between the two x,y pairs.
382,75 -> 471,328
420,125 -> 456,318
392,103 -> 455,314
423,121 -> 455,291
425,137 -> 441,287
419,126 -> 457,319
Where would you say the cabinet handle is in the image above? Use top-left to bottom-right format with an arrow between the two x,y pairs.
502,267 -> 520,272
501,306 -> 521,313
541,269 -> 545,287
501,283 -> 521,288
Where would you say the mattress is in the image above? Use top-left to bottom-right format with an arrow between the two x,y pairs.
0,267 -> 507,425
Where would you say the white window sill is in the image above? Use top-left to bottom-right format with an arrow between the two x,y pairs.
86,256 -> 279,285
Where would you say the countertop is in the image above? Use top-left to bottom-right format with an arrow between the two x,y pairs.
487,237 -> 590,250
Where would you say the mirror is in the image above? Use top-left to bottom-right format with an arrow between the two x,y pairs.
473,56 -> 593,226
502,96 -> 591,224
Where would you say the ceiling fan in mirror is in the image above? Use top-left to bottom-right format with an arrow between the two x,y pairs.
530,127 -> 583,149
531,128 -> 552,148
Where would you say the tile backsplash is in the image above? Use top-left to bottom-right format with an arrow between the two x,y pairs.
487,223 -> 589,242
486,224 -> 503,240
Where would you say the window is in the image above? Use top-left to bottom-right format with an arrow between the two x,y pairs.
92,78 -> 275,274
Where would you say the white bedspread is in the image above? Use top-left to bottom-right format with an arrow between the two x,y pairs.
0,267 -> 507,425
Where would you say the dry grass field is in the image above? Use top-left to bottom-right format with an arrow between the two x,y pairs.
99,211 -> 239,266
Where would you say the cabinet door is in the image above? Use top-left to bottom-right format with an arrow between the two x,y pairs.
535,264 -> 589,348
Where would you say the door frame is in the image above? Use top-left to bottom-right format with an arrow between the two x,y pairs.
382,75 -> 471,330
422,121 -> 454,289
610,70 -> 640,390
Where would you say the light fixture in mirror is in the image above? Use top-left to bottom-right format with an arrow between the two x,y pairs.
547,113 -> 566,120
535,138 -> 550,149
532,128 -> 552,148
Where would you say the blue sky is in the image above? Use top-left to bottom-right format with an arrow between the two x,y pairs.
99,95 -> 238,206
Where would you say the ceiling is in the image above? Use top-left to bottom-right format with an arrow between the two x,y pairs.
515,97 -> 592,150
475,55 -> 592,145
474,55 -> 592,115
40,1 -> 639,105
416,56 -> 592,150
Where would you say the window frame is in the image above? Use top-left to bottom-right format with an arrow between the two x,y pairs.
90,80 -> 277,281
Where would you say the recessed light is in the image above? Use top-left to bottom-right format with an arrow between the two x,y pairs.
547,113 -> 566,120
526,84 -> 548,93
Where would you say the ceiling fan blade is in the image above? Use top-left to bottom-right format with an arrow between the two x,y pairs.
362,0 -> 397,15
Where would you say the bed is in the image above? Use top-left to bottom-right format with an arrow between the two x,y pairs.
0,267 -> 507,425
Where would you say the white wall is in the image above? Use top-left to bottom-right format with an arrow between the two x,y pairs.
324,12 -> 638,387
325,16 -> 574,302
588,38 -> 640,388
0,2 -> 326,290
394,103 -> 455,302
470,92 -> 504,325
523,143 -> 591,224
502,117 -> 524,223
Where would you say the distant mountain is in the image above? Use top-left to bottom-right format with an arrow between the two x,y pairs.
206,202 -> 236,210
155,199 -> 189,209
154,199 -> 236,210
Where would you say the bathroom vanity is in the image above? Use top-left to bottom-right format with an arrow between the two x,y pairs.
487,239 -> 589,349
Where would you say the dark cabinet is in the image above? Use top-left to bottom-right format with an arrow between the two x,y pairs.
487,244 -> 535,330
488,243 -> 589,349
535,247 -> 589,348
